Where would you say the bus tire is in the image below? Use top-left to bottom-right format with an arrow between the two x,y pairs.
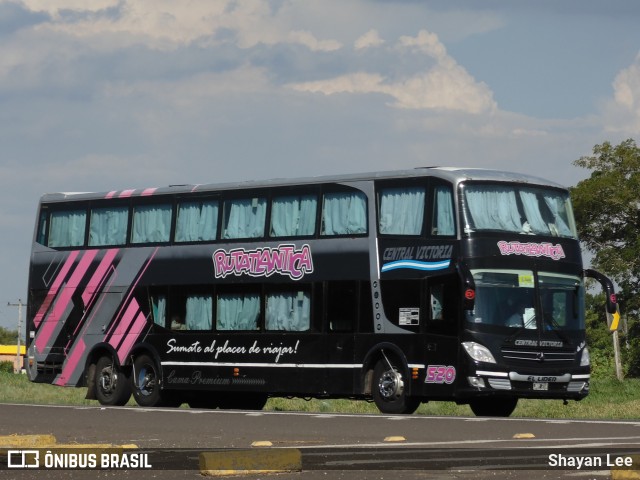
469,397 -> 518,417
95,355 -> 131,406
131,354 -> 178,407
372,358 -> 420,415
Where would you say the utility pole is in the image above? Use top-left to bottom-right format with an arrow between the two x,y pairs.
7,299 -> 23,373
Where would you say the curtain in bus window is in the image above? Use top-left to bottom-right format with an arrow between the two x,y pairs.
49,210 -> 86,247
223,198 -> 267,239
152,295 -> 166,327
186,295 -> 212,330
519,190 -> 549,234
542,195 -> 572,237
379,187 -> 425,235
465,187 -> 522,232
271,195 -> 317,237
321,192 -> 367,235
216,293 -> 260,330
266,292 -> 310,331
89,206 -> 128,246
131,204 -> 171,243
434,186 -> 455,236
175,200 -> 219,242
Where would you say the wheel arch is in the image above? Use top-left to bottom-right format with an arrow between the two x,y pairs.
83,343 -> 123,400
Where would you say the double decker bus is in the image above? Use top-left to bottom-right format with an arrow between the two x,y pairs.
26,168 -> 618,416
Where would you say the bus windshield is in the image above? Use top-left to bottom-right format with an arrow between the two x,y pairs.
461,183 -> 577,238
469,270 -> 585,331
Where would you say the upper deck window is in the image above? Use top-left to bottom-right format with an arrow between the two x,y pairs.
175,199 -> 219,242
131,204 -> 172,244
321,191 -> 367,236
48,209 -> 86,247
379,187 -> 425,235
222,197 -> 267,239
270,194 -> 317,237
89,206 -> 128,246
462,184 -> 577,238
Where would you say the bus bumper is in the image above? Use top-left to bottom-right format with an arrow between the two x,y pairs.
460,370 -> 590,400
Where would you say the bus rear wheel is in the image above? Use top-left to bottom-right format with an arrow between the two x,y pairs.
469,397 -> 518,417
95,355 -> 131,406
131,354 -> 179,407
372,358 -> 420,415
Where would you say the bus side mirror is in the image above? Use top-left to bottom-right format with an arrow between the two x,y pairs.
583,269 -> 620,332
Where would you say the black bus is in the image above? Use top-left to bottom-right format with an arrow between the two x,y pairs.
26,168 -> 618,416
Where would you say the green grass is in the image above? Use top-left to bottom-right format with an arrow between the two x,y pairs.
2,371 -> 639,419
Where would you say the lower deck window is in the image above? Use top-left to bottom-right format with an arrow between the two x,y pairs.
216,293 -> 260,331
266,291 -> 310,331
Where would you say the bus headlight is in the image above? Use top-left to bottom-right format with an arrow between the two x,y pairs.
462,342 -> 496,364
580,346 -> 590,367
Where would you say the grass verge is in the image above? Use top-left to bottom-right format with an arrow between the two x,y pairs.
1,371 -> 639,419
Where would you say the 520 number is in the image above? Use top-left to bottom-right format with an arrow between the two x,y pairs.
425,365 -> 456,384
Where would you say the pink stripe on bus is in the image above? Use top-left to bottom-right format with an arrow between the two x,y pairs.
116,311 -> 147,364
81,249 -> 119,307
119,189 -> 135,198
108,300 -> 139,351
54,338 -> 86,386
141,188 -> 157,196
105,191 -> 117,199
35,250 -> 98,353
105,248 -> 159,338
34,251 -> 80,328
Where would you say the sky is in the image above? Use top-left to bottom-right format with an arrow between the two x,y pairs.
1,0 -> 640,329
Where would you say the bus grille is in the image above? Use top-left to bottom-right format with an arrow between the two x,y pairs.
501,347 -> 576,364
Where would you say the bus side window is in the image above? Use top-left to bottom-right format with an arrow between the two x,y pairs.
266,290 -> 311,331
327,281 -> 357,332
432,185 -> 456,236
427,280 -> 458,335
150,293 -> 167,328
216,290 -> 261,331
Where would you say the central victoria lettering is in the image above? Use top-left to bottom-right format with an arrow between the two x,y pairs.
213,244 -> 313,281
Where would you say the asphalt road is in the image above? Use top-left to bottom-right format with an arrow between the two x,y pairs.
2,404 -> 640,479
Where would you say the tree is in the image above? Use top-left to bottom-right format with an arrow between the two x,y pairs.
0,326 -> 19,344
572,139 -> 640,316
571,139 -> 640,375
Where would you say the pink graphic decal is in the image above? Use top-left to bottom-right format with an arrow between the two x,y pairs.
119,189 -> 135,198
55,338 -> 86,386
105,191 -> 117,199
35,250 -> 98,353
34,251 -> 80,328
105,247 -> 159,338
141,188 -> 157,196
497,241 -> 566,261
213,244 -> 314,281
116,310 -> 147,364
81,249 -> 119,307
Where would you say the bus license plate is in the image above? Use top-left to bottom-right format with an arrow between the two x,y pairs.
533,382 -> 548,391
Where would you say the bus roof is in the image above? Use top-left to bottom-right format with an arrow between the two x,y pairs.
39,167 -> 567,203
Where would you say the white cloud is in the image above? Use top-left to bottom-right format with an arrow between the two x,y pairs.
604,53 -> 640,134
290,29 -> 496,115
15,0 -> 342,52
355,29 -> 384,50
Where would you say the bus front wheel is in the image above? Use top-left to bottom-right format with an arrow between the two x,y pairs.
469,397 -> 518,417
372,358 -> 420,415
95,355 -> 131,406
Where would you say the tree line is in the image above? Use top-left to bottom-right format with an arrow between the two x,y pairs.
572,138 -> 640,378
